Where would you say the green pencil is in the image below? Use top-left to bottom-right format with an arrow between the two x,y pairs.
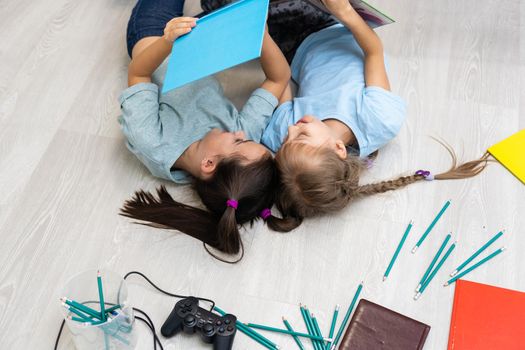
245,322 -> 329,342
415,241 -> 456,300
450,230 -> 503,277
416,233 -> 451,292
325,305 -> 339,350
331,282 -> 363,350
412,200 -> 451,253
282,317 -> 305,350
214,306 -> 279,349
445,247 -> 506,286
384,220 -> 413,281
301,305 -> 320,350
97,271 -> 106,321
61,298 -> 103,320
311,314 -> 326,349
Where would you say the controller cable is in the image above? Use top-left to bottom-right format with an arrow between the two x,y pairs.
53,271 -> 216,350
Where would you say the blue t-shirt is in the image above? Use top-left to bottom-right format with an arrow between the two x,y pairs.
261,24 -> 407,157
119,60 -> 278,184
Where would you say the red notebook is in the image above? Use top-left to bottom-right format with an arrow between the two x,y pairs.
447,279 -> 525,349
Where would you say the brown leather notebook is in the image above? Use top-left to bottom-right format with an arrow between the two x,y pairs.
339,299 -> 430,350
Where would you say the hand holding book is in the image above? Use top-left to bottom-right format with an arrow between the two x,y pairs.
320,0 -> 355,19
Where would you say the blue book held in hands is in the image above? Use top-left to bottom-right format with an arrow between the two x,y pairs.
162,0 -> 269,93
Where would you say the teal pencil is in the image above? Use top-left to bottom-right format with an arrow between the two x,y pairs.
415,241 -> 456,300
301,305 -> 320,350
450,230 -> 504,277
214,306 -> 279,349
311,314 -> 326,349
325,305 -> 339,350
282,317 -> 305,350
445,247 -> 506,286
62,304 -> 93,322
331,282 -> 363,350
245,322 -> 328,341
97,271 -> 106,321
412,200 -> 451,253
384,220 -> 413,281
238,323 -> 278,350
416,233 -> 451,292
61,298 -> 103,320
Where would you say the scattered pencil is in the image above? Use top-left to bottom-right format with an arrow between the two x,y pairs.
416,233 -> 452,292
412,200 -> 451,253
331,281 -> 363,350
450,230 -> 504,277
325,305 -> 340,350
414,241 -> 457,300
282,317 -> 305,350
384,220 -> 413,281
445,247 -> 506,286
244,322 -> 330,342
215,306 -> 279,350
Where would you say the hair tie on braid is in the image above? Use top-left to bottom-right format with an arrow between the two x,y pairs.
415,170 -> 434,181
226,199 -> 238,209
259,208 -> 272,220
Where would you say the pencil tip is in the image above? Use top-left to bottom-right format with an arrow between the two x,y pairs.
383,276 -> 387,281
501,246 -> 507,251
411,246 -> 418,253
444,282 -> 449,286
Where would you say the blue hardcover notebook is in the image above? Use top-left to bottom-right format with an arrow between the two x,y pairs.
162,0 -> 269,93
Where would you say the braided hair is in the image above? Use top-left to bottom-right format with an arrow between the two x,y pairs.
271,140 -> 491,232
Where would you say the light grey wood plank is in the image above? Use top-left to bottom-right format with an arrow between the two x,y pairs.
0,0 -> 523,349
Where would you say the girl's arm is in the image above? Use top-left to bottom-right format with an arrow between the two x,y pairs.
128,17 -> 197,87
259,27 -> 292,101
322,0 -> 391,90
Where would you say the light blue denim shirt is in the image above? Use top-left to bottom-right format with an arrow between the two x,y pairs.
119,60 -> 278,184
262,24 -> 407,157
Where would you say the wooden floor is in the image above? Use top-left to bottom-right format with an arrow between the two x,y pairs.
0,0 -> 523,349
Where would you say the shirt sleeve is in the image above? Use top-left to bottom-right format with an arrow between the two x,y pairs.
118,83 -> 168,177
356,86 -> 407,156
237,88 -> 279,142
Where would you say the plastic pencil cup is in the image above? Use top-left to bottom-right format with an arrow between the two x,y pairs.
59,269 -> 137,350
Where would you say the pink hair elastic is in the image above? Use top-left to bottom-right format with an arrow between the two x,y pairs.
226,199 -> 238,209
415,170 -> 434,181
259,208 -> 272,220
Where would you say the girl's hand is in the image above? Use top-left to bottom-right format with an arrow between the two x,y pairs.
163,17 -> 197,43
321,0 -> 354,18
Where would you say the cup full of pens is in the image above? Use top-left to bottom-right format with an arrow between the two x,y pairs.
58,269 -> 137,350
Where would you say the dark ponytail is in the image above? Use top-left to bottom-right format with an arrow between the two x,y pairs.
120,155 -> 279,262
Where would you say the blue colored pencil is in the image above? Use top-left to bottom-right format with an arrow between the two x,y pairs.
445,247 -> 506,286
415,241 -> 456,300
416,233 -> 451,292
412,200 -> 451,253
282,317 -> 305,350
311,314 -> 326,349
214,306 -> 279,349
384,220 -> 413,281
97,271 -> 106,321
331,282 -> 363,350
450,230 -> 504,277
325,305 -> 339,350
303,307 -> 321,350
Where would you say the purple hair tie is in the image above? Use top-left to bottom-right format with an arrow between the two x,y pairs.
366,158 -> 374,169
415,170 -> 434,181
226,199 -> 238,210
260,208 -> 272,220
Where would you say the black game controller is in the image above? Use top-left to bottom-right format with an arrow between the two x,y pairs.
161,297 -> 237,350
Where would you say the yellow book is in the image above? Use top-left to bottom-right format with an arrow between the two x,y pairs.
487,129 -> 525,184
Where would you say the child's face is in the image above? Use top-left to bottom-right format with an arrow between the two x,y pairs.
201,128 -> 270,163
284,115 -> 334,147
